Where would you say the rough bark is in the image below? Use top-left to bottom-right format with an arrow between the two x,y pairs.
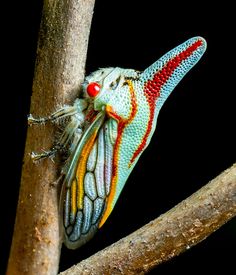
7,0 -> 95,274
60,163 -> 236,275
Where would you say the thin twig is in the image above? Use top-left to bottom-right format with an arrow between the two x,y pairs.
60,163 -> 236,275
7,1 -> 95,274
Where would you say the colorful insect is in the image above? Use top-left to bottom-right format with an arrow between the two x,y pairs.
29,37 -> 207,249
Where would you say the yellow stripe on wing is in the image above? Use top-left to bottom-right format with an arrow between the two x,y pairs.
76,131 -> 98,209
71,179 -> 77,216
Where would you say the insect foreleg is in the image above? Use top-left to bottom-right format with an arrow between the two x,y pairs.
31,104 -> 86,161
28,98 -> 88,125
31,116 -> 83,160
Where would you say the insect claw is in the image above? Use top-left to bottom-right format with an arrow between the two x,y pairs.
49,154 -> 56,163
27,114 -> 47,125
27,114 -> 35,126
50,174 -> 64,187
31,151 -> 44,161
31,150 -> 55,161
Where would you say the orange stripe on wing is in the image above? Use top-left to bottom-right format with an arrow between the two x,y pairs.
99,80 -> 138,228
71,179 -> 77,215
75,131 -> 99,209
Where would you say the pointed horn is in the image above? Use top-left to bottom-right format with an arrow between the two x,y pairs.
140,36 -> 207,109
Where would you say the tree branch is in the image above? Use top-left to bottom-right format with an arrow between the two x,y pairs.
7,0 -> 95,274
60,163 -> 236,275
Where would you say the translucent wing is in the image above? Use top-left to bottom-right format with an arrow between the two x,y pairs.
60,111 -> 118,249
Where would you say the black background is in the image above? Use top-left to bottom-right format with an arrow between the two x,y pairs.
1,0 -> 235,274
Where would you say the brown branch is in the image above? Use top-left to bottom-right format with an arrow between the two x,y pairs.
7,0 -> 95,274
60,163 -> 236,275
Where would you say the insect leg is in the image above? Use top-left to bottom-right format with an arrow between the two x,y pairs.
28,98 -> 88,125
31,112 -> 84,161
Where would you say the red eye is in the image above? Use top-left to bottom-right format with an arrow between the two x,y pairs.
87,82 -> 101,97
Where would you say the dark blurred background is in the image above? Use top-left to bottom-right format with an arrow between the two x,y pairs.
1,0 -> 235,274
